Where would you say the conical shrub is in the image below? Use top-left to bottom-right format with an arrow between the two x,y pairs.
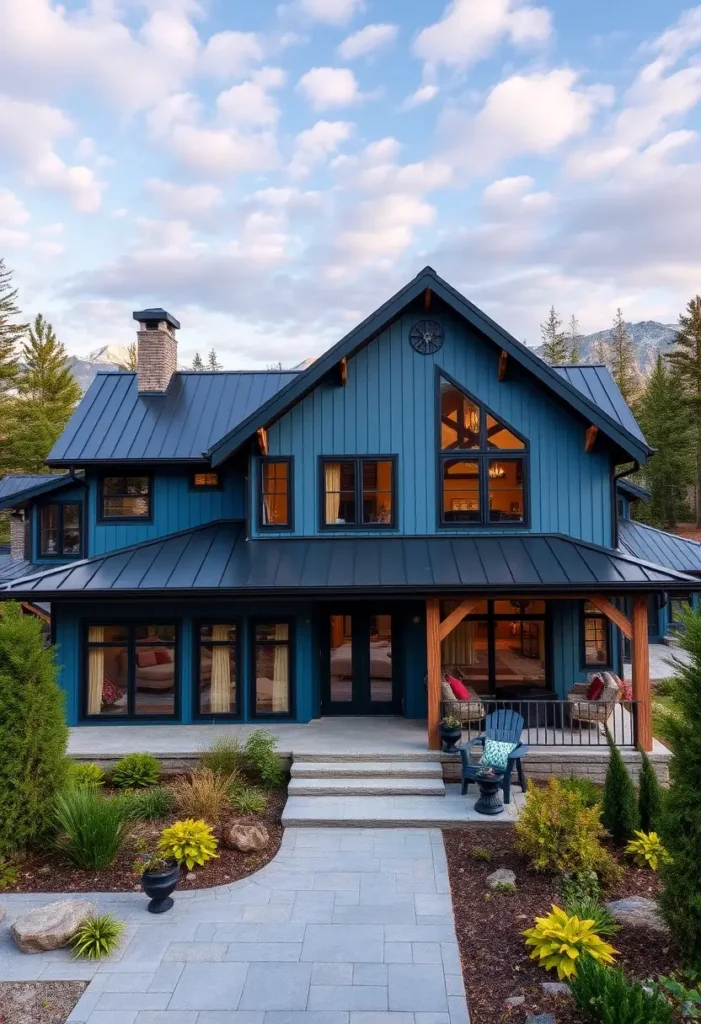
601,731 -> 639,844
638,750 -> 663,833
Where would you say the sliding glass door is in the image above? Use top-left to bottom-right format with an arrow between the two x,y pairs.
324,609 -> 398,714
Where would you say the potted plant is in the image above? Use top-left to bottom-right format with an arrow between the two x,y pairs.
133,849 -> 180,914
440,714 -> 462,753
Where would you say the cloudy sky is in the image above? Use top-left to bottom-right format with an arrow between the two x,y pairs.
0,0 -> 699,369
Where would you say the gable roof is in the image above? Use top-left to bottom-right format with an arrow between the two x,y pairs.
618,518 -> 701,575
207,267 -> 653,467
616,478 -> 652,503
1,521 -> 695,599
47,370 -> 299,466
0,473 -> 75,509
552,364 -> 647,446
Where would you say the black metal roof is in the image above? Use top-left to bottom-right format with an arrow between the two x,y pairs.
47,370 -> 299,465
0,473 -> 75,509
0,555 -> 54,583
616,479 -> 653,502
1,522 -> 694,599
207,267 -> 653,467
618,518 -> 701,575
552,365 -> 647,446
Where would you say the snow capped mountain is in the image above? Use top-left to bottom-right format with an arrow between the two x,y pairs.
575,321 -> 679,376
67,345 -> 132,391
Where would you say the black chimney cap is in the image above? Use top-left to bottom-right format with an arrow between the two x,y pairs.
133,308 -> 181,330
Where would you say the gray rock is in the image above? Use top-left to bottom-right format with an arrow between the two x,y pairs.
541,982 -> 571,998
506,994 -> 525,1007
527,1016 -> 556,1024
186,872 -> 196,881
11,898 -> 97,954
606,896 -> 668,934
487,868 -> 516,889
225,824 -> 270,853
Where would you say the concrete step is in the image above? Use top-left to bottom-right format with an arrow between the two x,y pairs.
291,760 -> 443,779
293,752 -> 445,763
282,790 -> 521,828
288,776 -> 446,797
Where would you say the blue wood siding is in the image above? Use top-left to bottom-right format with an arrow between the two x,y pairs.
256,312 -> 613,544
87,469 -> 246,556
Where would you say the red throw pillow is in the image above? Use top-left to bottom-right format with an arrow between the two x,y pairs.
448,677 -> 472,701
137,650 -> 157,669
153,649 -> 173,665
102,678 -> 124,706
587,676 -> 604,700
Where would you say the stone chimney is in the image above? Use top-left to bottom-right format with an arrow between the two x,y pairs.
10,512 -> 27,560
133,308 -> 180,394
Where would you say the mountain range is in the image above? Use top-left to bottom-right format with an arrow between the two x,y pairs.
67,321 -> 681,391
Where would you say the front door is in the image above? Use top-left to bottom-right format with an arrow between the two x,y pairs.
323,611 -> 399,714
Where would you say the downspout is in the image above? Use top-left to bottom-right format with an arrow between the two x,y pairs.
612,460 -> 640,551
68,464 -> 87,489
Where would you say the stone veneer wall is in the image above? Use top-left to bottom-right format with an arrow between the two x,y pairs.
136,326 -> 177,393
441,747 -> 671,785
9,514 -> 26,559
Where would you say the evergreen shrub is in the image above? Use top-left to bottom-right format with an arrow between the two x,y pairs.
111,753 -> 161,788
601,734 -> 639,843
54,789 -> 127,869
638,750 -> 663,833
569,955 -> 673,1023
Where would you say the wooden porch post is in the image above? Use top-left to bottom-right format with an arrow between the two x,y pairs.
426,598 -> 441,751
632,594 -> 653,752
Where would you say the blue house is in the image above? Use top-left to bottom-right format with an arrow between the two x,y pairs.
0,268 -> 697,753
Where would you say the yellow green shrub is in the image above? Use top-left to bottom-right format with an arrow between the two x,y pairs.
523,905 -> 618,980
157,818 -> 219,870
625,831 -> 672,871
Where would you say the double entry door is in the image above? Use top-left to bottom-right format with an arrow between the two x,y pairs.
322,609 -> 399,715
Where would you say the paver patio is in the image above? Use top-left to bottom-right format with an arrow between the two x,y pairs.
0,827 -> 469,1024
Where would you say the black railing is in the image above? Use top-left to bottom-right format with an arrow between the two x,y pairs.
441,698 -> 639,748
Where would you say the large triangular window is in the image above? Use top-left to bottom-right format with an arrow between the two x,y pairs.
438,374 -> 528,526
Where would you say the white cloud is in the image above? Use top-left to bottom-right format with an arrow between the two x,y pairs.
414,0 -> 551,71
402,84 -> 439,109
337,24 -> 398,60
333,138 -> 453,193
288,119 -> 354,179
297,0 -> 363,26
0,95 -> 103,211
200,30 -> 265,78
146,92 -> 201,138
329,192 -> 435,273
216,68 -> 286,126
145,179 -> 223,217
0,188 -> 30,227
297,67 -> 360,110
169,123 -> 279,176
32,239 -> 66,261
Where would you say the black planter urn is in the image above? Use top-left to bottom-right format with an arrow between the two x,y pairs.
141,862 -> 180,914
440,723 -> 462,754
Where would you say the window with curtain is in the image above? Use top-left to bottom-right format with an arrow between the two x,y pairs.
198,624 -> 237,715
100,477 -> 151,519
254,623 -> 291,715
439,375 -> 527,526
582,602 -> 610,666
260,460 -> 291,527
321,457 -> 395,528
85,624 -> 176,718
40,503 -> 82,556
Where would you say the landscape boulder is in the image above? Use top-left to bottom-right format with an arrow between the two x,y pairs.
606,896 -> 668,934
487,868 -> 516,888
11,899 -> 97,954
225,824 -> 270,853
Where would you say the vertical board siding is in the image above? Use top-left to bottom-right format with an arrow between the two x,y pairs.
88,469 -> 246,556
258,312 -> 613,545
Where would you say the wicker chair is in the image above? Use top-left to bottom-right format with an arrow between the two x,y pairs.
567,671 -> 620,729
440,670 -> 486,726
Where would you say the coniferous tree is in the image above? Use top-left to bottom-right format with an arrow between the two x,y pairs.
207,348 -> 222,371
638,750 -> 663,833
601,732 -> 639,843
659,607 -> 701,964
667,296 -> 701,528
116,342 -> 137,371
636,355 -> 694,528
540,306 -> 568,364
609,309 -> 640,405
567,315 -> 581,364
192,352 -> 205,371
592,334 -> 610,366
0,258 -> 26,400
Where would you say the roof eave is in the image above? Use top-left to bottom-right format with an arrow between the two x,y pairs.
0,475 -> 75,510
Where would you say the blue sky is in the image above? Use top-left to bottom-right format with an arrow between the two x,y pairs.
0,0 -> 699,368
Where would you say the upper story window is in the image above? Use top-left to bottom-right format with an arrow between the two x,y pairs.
439,375 -> 527,526
321,456 -> 396,529
40,503 -> 82,557
192,471 -> 220,489
259,458 -> 292,529
100,476 -> 151,520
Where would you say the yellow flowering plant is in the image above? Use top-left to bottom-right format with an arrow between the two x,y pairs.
523,905 -> 618,980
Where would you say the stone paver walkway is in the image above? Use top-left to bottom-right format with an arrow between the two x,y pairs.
0,827 -> 469,1024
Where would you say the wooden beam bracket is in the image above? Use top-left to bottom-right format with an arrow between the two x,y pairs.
584,595 -> 632,639
338,357 -> 348,386
439,599 -> 481,641
585,425 -> 599,452
423,287 -> 432,313
255,427 -> 268,456
498,350 -> 508,382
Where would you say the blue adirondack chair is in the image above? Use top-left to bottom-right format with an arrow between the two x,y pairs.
459,709 -> 528,804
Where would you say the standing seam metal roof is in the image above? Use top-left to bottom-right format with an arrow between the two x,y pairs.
47,370 -> 299,464
618,518 -> 701,575
552,365 -> 647,445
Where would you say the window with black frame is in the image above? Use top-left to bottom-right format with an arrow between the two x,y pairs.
198,624 -> 237,716
439,376 -> 526,525
253,623 -> 291,715
260,460 -> 291,528
322,457 -> 394,527
582,601 -> 610,667
39,503 -> 82,557
85,624 -> 176,717
100,477 -> 151,519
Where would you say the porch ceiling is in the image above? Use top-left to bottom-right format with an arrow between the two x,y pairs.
0,520 -> 696,599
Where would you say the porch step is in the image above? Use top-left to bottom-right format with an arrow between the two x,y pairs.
282,788 -> 521,828
288,776 -> 446,796
290,760 -> 443,779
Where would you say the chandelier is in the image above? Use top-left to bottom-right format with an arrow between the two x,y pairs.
489,463 -> 505,478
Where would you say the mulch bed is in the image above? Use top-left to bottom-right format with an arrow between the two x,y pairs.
0,981 -> 86,1024
444,825 -> 681,1024
4,784 -> 285,894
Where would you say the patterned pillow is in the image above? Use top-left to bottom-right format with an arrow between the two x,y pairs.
482,738 -> 517,770
441,680 -> 456,703
102,678 -> 125,706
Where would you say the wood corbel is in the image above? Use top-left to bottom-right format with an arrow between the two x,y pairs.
338,357 -> 348,386
438,599 -> 481,641
256,427 -> 268,456
424,287 -> 432,313
584,594 -> 632,639
585,425 -> 599,452
498,350 -> 508,382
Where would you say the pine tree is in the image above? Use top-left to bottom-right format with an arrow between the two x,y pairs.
0,258 -> 26,400
207,349 -> 222,371
659,606 -> 701,964
0,602 -> 68,856
540,306 -> 568,364
636,355 -> 694,528
638,750 -> 663,833
667,296 -> 701,528
609,308 -> 640,406
601,732 -> 639,843
592,334 -> 610,366
116,342 -> 137,371
567,314 -> 581,364
192,352 -> 204,371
